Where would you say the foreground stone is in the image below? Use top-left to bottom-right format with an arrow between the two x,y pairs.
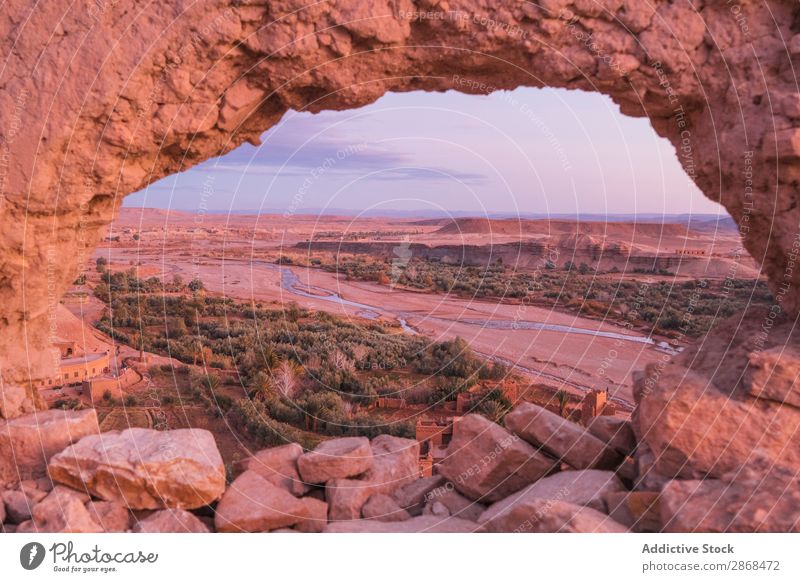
22,488 -> 103,533
362,493 -> 411,522
636,364 -> 800,479
295,497 -> 329,533
215,471 -> 307,532
392,475 -> 445,516
243,443 -> 309,496
85,501 -> 131,532
479,470 -> 625,530
298,437 -> 373,484
438,414 -> 557,503
0,383 -> 41,420
48,427 -> 225,509
134,509 -> 210,533
480,499 -> 628,533
660,465 -> 800,532
505,403 -> 623,470
745,346 -> 800,408
0,409 -> 99,485
423,486 -> 485,522
324,515 -> 478,533
327,435 -> 419,520
587,416 -> 637,457
604,491 -> 661,533
2,489 -> 33,523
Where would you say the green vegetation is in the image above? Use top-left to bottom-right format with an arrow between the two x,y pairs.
93,269 -> 509,449
319,256 -> 772,338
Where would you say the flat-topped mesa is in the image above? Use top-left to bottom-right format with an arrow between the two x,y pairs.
1,1 -> 799,383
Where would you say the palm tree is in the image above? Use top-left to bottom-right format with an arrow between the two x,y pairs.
274,359 -> 304,400
250,370 -> 275,402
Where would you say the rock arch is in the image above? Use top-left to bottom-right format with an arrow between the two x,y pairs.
1,0 -> 799,382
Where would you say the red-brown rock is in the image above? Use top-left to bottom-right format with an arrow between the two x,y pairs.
0,409 -> 99,486
48,427 -> 225,510
214,470 -> 308,532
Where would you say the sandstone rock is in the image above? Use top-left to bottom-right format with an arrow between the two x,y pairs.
745,346 -> 800,408
480,499 -> 629,533
362,493 -> 411,522
2,490 -> 33,523
324,515 -> 479,533
298,437 -> 373,484
660,465 -> 800,532
604,491 -> 661,532
392,475 -> 445,516
326,435 -> 419,520
0,383 -> 39,419
133,509 -> 210,533
587,416 -> 637,456
423,501 -> 450,517
4,0 -> 800,395
85,501 -> 131,532
295,497 -> 328,533
423,485 -> 485,522
243,443 -> 309,496
0,494 -> 5,523
0,409 -> 99,485
19,479 -> 47,502
636,364 -> 800,479
438,414 -> 557,503
27,489 -> 103,533
48,428 -> 225,510
214,470 -> 307,532
505,403 -> 623,470
479,470 -> 625,531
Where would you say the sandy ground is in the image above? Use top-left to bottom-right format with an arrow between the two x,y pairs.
88,208 -> 760,405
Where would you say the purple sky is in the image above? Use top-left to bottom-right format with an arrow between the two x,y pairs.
125,87 -> 725,216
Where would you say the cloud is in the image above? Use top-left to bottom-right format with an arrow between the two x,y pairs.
192,117 -> 487,184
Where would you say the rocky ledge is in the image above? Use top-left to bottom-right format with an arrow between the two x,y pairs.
2,308 -> 798,533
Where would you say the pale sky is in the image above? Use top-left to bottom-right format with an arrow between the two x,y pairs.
125,87 -> 725,216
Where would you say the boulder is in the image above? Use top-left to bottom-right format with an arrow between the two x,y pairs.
298,437 -> 373,484
19,479 -> 47,502
324,515 -> 479,533
133,509 -> 210,533
745,346 -> 800,408
214,470 -> 308,532
242,443 -> 309,496
636,364 -> 800,479
295,497 -> 329,533
48,427 -> 225,509
587,416 -> 637,456
85,501 -> 131,532
327,435 -> 419,520
479,470 -> 625,530
480,498 -> 628,533
0,409 -> 99,485
392,475 -> 445,516
438,414 -> 557,503
660,465 -> 800,532
362,493 -> 411,522
2,489 -> 33,523
505,403 -> 623,470
423,485 -> 485,522
423,501 -> 450,517
604,491 -> 661,532
26,488 -> 103,533
0,383 -> 40,420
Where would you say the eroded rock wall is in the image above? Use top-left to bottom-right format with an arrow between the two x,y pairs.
1,0 -> 799,381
